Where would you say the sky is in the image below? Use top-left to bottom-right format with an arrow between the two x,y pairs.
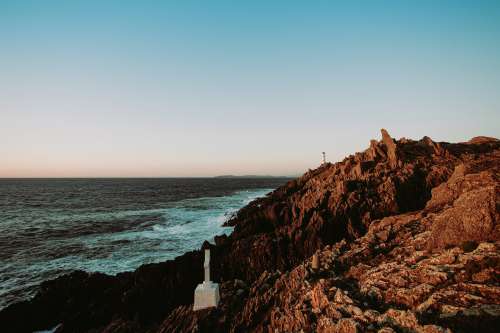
1,0 -> 499,177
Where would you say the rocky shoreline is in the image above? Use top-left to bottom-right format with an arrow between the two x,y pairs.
1,130 -> 499,333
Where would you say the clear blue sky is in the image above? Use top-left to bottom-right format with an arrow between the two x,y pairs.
1,0 -> 499,177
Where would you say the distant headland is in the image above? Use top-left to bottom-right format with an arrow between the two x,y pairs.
214,175 -> 292,179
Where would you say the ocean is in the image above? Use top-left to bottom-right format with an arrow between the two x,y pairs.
0,177 -> 289,310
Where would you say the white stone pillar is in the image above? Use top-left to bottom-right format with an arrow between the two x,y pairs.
193,249 -> 220,311
204,249 -> 210,283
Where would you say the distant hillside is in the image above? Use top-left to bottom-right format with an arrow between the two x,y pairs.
214,175 -> 291,179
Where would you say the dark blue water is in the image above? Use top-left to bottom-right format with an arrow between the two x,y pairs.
0,178 -> 289,310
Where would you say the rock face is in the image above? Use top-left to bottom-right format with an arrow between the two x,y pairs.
1,130 -> 499,333
380,128 -> 399,168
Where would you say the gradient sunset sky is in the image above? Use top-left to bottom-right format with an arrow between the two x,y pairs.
1,0 -> 499,177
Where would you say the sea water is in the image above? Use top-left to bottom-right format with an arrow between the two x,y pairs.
0,177 -> 289,310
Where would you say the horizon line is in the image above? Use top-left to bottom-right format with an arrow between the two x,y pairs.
0,175 -> 298,179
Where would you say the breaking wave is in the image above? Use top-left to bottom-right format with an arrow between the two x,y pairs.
0,178 -> 286,310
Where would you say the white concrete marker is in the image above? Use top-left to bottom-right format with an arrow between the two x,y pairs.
193,249 -> 220,311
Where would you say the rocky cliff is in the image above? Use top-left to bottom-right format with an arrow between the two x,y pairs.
1,130 -> 499,333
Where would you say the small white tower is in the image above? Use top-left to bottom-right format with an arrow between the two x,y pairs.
193,249 -> 220,311
322,152 -> 326,164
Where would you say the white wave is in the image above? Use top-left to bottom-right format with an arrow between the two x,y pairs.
75,188 -> 271,275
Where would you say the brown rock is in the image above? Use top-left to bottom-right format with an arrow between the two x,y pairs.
312,253 -> 320,271
426,172 -> 498,250
381,128 -> 398,168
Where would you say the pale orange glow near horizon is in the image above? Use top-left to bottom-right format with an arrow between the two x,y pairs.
2,150 -> 313,178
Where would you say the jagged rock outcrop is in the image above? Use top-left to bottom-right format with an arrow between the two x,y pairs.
1,130 -> 498,333
158,145 -> 499,332
380,128 -> 399,168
